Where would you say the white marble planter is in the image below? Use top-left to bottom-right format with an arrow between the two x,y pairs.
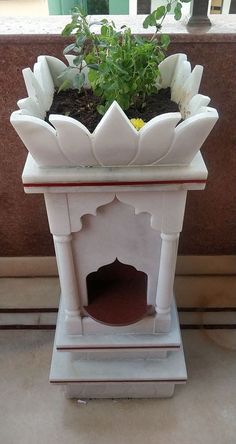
11,51 -> 218,398
11,53 -> 218,168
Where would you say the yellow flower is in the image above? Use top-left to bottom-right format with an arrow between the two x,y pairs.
130,118 -> 145,131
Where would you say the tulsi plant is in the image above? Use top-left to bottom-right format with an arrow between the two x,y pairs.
60,0 -> 191,115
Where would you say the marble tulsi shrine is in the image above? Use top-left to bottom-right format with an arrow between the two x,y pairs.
11,53 -> 218,398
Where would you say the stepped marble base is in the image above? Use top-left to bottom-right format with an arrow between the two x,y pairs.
66,382 -> 176,399
50,345 -> 187,398
50,298 -> 187,398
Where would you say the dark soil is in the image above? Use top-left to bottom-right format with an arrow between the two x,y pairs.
46,87 -> 179,133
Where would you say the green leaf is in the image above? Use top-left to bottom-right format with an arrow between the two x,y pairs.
106,81 -> 118,92
97,104 -> 106,115
88,68 -> 97,81
166,2 -> 171,12
72,5 -> 86,17
174,2 -> 182,20
160,34 -> 170,49
76,34 -> 86,46
113,63 -> 128,76
73,46 -> 82,54
58,79 -> 71,93
150,13 -> 159,26
57,66 -> 73,80
134,35 -> 144,45
87,63 -> 99,70
143,15 -> 152,29
97,41 -> 108,48
117,95 -> 130,110
122,83 -> 130,93
61,23 -> 77,36
154,5 -> 166,20
147,12 -> 158,26
63,43 -> 76,55
73,55 -> 84,66
73,72 -> 85,91
101,25 -> 108,36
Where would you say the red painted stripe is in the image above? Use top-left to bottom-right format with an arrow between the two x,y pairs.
23,179 -> 206,188
50,379 -> 187,384
56,345 -> 180,350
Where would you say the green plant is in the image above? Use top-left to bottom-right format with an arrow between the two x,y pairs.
61,0 -> 191,115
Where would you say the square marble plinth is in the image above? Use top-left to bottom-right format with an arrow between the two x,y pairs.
50,298 -> 187,398
55,299 -> 182,360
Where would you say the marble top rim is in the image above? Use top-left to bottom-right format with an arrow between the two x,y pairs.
22,153 -> 208,190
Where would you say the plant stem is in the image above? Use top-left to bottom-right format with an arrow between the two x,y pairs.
150,0 -> 178,42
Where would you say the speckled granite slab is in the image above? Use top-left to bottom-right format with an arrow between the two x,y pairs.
1,15 -> 236,38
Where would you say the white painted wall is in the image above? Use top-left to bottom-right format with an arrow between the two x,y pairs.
0,0 -> 48,16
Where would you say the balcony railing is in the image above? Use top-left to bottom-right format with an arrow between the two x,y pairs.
1,0 -> 236,27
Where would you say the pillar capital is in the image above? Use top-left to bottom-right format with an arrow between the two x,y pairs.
53,234 -> 72,243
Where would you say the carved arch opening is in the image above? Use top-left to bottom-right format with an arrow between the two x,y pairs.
84,259 -> 151,326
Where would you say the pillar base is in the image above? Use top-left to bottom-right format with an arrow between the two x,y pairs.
154,311 -> 171,333
65,310 -> 82,335
188,15 -> 211,27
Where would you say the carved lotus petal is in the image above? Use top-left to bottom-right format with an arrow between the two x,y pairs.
44,55 -> 67,88
132,113 -> 181,166
93,101 -> 138,166
50,115 -> 98,166
159,53 -> 187,89
17,97 -> 44,119
159,108 -> 219,165
10,54 -> 219,168
33,56 -> 54,110
179,65 -> 203,117
10,112 -> 70,167
22,67 -> 47,117
186,94 -> 211,117
171,60 -> 191,104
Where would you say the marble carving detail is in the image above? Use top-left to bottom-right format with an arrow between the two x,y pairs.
11,53 -> 218,168
44,190 -> 187,235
